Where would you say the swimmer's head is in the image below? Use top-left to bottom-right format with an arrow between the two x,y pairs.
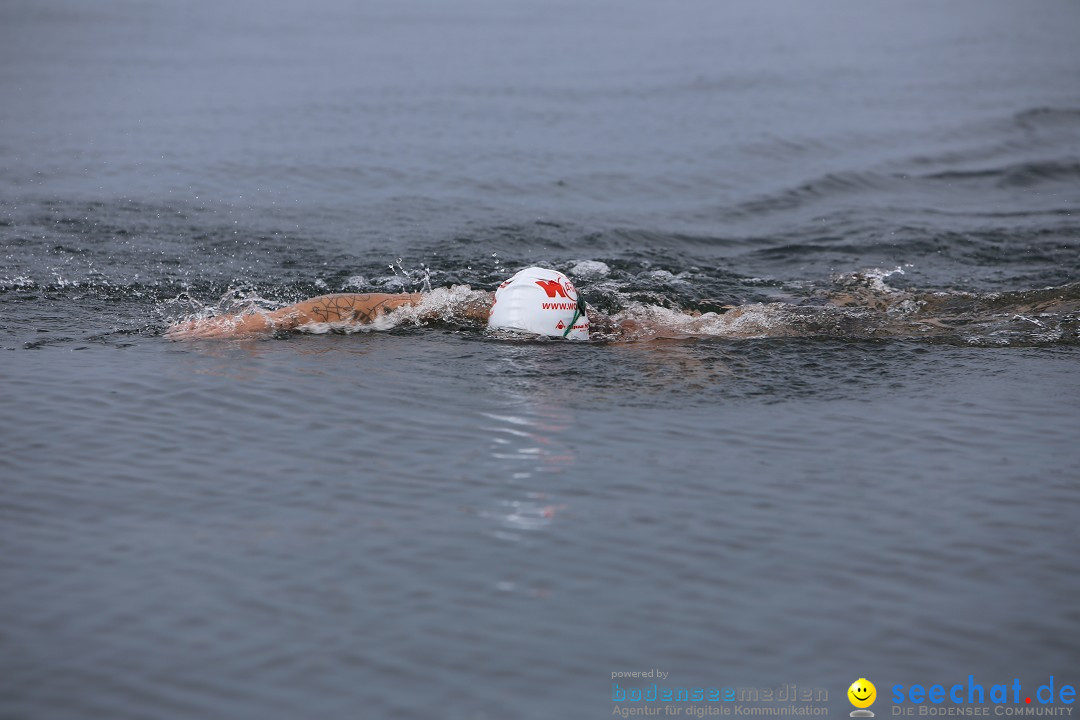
487,266 -> 589,340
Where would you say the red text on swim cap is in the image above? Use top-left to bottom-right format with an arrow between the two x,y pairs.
535,279 -> 576,299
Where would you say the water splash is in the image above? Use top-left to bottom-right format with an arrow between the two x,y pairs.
387,257 -> 434,293
569,260 -> 610,280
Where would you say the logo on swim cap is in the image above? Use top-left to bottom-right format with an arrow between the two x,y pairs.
534,277 -> 576,300
488,267 -> 589,340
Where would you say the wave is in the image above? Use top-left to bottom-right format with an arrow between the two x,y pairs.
722,106 -> 1080,219
727,159 -> 1080,218
725,171 -> 891,217
921,160 -> 1080,188
1012,106 -> 1080,129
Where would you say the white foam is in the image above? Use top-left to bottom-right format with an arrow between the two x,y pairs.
413,285 -> 488,321
0,275 -> 35,289
376,275 -> 406,289
569,260 -> 610,279
612,302 -> 837,339
834,264 -> 911,294
341,275 -> 367,289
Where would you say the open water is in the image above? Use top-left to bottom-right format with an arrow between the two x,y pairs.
1,1 -> 1078,718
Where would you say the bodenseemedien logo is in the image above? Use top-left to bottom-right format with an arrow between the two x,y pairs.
609,674 -> 829,718
849,679 -> 877,717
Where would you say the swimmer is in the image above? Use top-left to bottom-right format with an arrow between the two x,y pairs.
165,267 -> 1080,344
166,266 -> 616,340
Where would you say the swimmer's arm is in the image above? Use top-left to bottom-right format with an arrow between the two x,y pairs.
166,293 -> 422,338
275,292 -> 423,327
457,291 -> 495,323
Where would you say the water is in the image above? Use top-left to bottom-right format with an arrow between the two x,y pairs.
1,0 -> 1078,718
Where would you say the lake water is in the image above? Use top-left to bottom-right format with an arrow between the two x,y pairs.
1,0 -> 1078,718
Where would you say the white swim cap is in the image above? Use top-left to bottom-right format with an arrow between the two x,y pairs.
487,266 -> 589,340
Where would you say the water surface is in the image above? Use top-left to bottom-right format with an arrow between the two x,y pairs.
1,0 -> 1078,718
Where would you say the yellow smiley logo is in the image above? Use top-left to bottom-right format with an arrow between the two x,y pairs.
848,678 -> 877,709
